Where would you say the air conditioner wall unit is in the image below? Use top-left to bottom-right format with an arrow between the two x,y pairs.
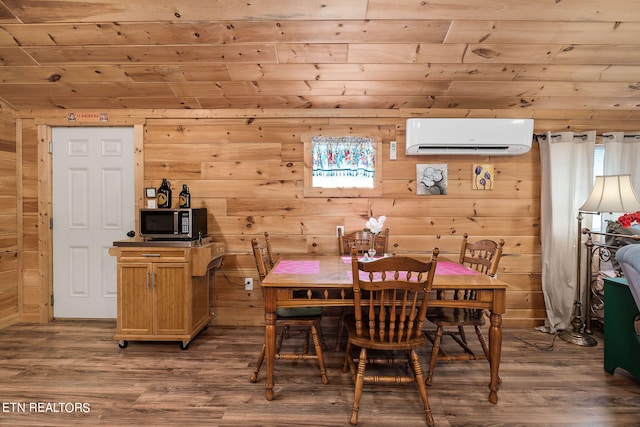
405,118 -> 534,156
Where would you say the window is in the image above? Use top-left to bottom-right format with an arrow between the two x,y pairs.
311,136 -> 375,188
303,136 -> 383,197
591,145 -> 605,231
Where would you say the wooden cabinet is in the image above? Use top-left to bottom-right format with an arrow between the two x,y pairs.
109,241 -> 224,349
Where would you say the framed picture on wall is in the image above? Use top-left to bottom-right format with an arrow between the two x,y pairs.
417,164 -> 448,195
472,164 -> 495,190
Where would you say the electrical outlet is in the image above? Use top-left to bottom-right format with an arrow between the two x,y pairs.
336,225 -> 345,237
244,277 -> 253,291
390,140 -> 397,160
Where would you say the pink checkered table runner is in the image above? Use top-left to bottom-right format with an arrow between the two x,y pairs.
435,261 -> 479,275
340,256 -> 477,275
272,260 -> 320,275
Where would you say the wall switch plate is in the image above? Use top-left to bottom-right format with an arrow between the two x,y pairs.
244,278 -> 253,291
390,140 -> 397,160
336,225 -> 345,237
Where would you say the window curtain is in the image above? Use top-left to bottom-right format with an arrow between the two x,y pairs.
311,136 -> 375,178
596,132 -> 640,226
539,131 -> 596,332
602,132 -> 640,192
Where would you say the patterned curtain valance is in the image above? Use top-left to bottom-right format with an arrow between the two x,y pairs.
311,136 -> 375,178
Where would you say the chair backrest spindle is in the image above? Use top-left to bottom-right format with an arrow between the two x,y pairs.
251,232 -> 276,281
264,231 -> 276,270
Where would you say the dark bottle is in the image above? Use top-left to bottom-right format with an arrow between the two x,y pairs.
157,178 -> 172,208
179,184 -> 191,208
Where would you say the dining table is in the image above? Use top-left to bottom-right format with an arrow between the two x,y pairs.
259,253 -> 509,404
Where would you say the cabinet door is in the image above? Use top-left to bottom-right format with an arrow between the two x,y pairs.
117,263 -> 153,334
152,263 -> 189,335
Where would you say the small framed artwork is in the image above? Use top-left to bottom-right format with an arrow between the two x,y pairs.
417,164 -> 448,195
145,187 -> 156,198
472,164 -> 495,190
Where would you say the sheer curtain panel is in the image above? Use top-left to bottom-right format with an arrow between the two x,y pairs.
602,132 -> 640,193
539,131 -> 596,332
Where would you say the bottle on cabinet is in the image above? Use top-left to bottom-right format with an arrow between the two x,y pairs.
179,184 -> 191,208
157,178 -> 172,208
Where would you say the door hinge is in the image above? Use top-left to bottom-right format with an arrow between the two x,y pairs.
49,141 -> 53,153
50,294 -> 54,306
50,218 -> 53,229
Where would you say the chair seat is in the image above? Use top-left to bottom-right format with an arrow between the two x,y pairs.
426,307 -> 486,326
278,289 -> 324,317
344,314 -> 427,351
276,306 -> 323,318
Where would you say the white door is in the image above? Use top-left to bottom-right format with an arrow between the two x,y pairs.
52,127 -> 135,318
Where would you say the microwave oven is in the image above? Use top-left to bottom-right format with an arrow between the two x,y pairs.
139,208 -> 208,240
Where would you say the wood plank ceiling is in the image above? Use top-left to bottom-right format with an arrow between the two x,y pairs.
0,0 -> 639,112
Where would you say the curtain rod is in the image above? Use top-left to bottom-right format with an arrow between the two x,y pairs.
534,133 -> 640,140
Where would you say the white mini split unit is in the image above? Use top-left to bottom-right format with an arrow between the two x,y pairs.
405,118 -> 534,156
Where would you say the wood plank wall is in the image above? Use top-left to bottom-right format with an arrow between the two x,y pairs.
0,103 -> 18,328
142,115 -> 542,327
12,108 -> 640,328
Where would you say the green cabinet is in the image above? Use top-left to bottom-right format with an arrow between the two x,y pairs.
603,277 -> 640,382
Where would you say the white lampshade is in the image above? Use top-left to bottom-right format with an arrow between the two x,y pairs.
580,174 -> 640,213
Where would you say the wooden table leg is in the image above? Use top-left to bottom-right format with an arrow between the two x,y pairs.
488,311 -> 502,404
264,289 -> 277,401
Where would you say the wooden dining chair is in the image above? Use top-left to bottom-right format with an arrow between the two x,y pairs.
342,247 -> 439,426
335,227 -> 390,350
249,232 -> 328,385
425,233 -> 505,386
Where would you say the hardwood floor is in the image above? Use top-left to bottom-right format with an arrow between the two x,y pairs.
0,319 -> 638,426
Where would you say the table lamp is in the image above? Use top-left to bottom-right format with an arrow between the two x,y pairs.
560,174 -> 640,346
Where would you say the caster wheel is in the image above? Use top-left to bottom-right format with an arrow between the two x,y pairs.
181,341 -> 189,350
118,340 -> 128,349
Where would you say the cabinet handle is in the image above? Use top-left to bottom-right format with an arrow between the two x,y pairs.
141,253 -> 161,257
145,271 -> 150,289
152,272 -> 156,288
